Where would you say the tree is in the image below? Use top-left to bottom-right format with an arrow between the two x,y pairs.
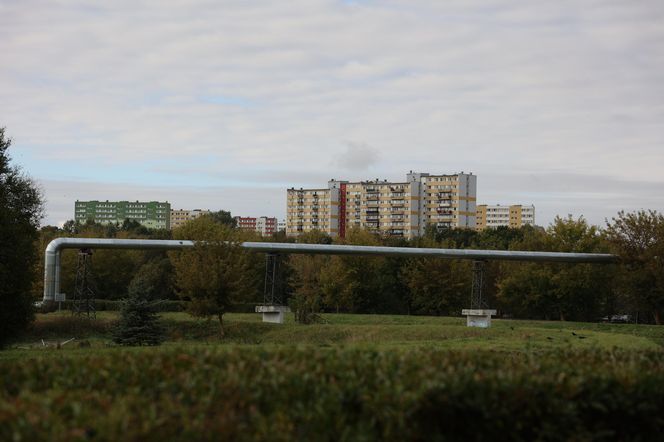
170,216 -> 246,336
288,254 -> 326,323
605,210 -> 664,324
496,216 -> 613,321
208,210 -> 237,228
128,258 -> 175,300
0,127 -> 44,348
402,257 -> 469,316
112,274 -> 166,346
327,228 -> 394,313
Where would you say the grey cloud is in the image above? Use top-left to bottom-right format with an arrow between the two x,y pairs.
335,141 -> 380,172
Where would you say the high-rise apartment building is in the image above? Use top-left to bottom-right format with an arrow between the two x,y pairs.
286,172 -> 476,239
170,209 -> 210,229
286,186 -> 340,236
475,204 -> 535,230
74,200 -> 171,229
234,216 -> 280,236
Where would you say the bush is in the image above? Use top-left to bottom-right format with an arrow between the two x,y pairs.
226,302 -> 259,313
36,299 -> 187,313
2,348 -> 662,440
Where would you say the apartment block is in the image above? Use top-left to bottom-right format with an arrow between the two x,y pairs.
286,187 -> 340,237
286,171 -> 476,239
170,208 -> 210,229
74,200 -> 171,229
235,216 -> 280,236
476,204 -> 535,230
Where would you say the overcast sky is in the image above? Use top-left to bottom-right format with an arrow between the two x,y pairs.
2,0 -> 663,227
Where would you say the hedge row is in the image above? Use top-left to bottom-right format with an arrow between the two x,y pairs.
2,347 -> 664,441
39,300 -> 258,313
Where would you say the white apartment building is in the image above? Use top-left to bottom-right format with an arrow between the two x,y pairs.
475,204 -> 535,230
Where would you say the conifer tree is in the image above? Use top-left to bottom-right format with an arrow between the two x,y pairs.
113,274 -> 165,346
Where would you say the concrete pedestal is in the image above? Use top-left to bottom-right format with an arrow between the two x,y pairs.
255,305 -> 290,324
462,309 -> 497,328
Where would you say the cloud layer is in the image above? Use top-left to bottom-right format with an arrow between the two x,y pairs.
1,0 -> 663,226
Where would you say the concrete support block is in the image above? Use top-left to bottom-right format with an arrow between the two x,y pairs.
461,309 -> 497,328
255,305 -> 291,324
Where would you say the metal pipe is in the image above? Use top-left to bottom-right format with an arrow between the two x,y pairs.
43,237 -> 618,302
241,242 -> 618,263
43,238 -> 195,301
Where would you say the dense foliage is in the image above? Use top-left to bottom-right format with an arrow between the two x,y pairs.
31,210 -> 664,326
606,211 -> 664,324
1,346 -> 663,441
170,216 -> 263,335
0,127 -> 43,347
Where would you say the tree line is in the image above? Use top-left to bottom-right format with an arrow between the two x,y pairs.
31,209 -> 664,330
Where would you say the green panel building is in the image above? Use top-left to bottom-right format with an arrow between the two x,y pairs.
74,200 -> 171,230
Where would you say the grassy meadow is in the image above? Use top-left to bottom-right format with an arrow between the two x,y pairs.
5,310 -> 664,354
2,311 -> 664,441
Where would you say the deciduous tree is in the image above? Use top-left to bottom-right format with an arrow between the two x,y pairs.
0,127 -> 43,347
170,216 -> 244,335
606,210 -> 664,324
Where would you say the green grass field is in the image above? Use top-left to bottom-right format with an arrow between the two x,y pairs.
3,312 -> 664,440
4,310 -> 664,357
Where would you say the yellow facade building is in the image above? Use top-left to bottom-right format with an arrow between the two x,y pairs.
170,209 -> 210,229
286,172 -> 477,239
475,204 -> 535,230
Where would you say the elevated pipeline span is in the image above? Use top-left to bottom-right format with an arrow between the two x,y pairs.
43,237 -> 618,302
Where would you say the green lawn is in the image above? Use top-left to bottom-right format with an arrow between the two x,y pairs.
4,310 -> 663,358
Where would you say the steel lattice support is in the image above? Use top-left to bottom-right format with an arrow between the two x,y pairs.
72,248 -> 96,318
470,260 -> 488,310
263,252 -> 282,306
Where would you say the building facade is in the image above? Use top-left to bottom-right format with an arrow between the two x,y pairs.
170,209 -> 210,229
234,216 -> 280,236
475,204 -> 535,230
286,172 -> 477,239
74,200 -> 171,229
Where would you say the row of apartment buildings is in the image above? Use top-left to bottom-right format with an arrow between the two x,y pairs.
74,201 -> 284,235
234,216 -> 286,236
285,171 -> 535,239
74,171 -> 534,239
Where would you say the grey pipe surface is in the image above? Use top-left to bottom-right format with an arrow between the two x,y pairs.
43,237 -> 618,301
241,242 -> 617,263
43,238 -> 196,301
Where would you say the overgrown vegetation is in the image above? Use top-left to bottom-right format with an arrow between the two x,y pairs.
1,345 -> 663,441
